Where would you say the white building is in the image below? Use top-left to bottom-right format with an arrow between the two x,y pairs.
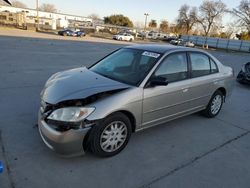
0,5 -> 93,29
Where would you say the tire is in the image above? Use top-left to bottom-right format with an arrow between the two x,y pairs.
119,37 -> 122,41
89,112 -> 132,157
236,71 -> 245,84
203,90 -> 224,118
63,32 -> 67,36
129,38 -> 133,42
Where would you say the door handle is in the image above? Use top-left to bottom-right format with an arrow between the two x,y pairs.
213,79 -> 219,84
182,88 -> 189,93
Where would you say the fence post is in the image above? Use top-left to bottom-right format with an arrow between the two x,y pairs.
239,40 -> 243,52
205,37 -> 208,45
226,39 -> 230,51
216,38 -> 219,49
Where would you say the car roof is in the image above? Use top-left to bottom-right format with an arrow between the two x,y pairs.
125,44 -> 189,54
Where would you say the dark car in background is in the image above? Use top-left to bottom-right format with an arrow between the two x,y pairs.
237,62 -> 250,84
170,38 -> 184,45
58,29 -> 85,37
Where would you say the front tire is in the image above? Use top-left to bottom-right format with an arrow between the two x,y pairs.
203,90 -> 224,118
90,113 -> 132,157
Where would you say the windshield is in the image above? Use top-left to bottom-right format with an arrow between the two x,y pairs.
90,48 -> 162,86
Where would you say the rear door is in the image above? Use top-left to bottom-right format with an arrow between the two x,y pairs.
187,52 -> 219,109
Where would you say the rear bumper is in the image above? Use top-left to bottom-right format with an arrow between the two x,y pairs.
38,112 -> 91,157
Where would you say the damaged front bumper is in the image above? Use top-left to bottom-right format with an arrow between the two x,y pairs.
38,111 -> 92,157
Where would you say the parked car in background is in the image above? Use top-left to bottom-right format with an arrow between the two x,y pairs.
177,41 -> 195,47
137,32 -> 146,38
237,62 -> 250,84
170,38 -> 183,45
162,36 -> 178,42
58,29 -> 86,37
38,44 -> 234,158
113,33 -> 134,41
184,41 -> 195,47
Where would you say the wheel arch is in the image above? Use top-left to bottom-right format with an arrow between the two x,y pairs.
217,87 -> 226,101
115,110 -> 136,133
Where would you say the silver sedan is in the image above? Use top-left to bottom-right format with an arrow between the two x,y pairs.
38,44 -> 234,157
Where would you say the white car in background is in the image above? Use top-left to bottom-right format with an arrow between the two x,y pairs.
113,33 -> 134,42
184,41 -> 195,47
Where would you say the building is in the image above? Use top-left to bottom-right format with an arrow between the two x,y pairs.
0,5 -> 93,30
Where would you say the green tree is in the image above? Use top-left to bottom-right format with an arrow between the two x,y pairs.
149,20 -> 157,28
236,31 -> 250,40
104,14 -> 133,27
159,20 -> 169,33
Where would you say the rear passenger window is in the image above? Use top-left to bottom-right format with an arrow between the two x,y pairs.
210,59 -> 218,73
154,53 -> 188,83
190,53 -> 210,77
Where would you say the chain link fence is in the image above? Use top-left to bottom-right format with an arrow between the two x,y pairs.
181,35 -> 250,53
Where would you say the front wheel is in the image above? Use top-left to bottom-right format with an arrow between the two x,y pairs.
203,90 -> 224,118
89,113 -> 132,157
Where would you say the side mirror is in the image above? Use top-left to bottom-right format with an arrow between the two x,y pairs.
149,76 -> 168,87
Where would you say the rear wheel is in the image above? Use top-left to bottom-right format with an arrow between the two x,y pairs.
89,113 -> 132,157
119,37 -> 122,41
203,90 -> 224,118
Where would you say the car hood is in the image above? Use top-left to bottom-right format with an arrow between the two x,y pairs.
41,67 -> 131,104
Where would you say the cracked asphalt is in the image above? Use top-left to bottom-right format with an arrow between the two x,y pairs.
0,35 -> 250,188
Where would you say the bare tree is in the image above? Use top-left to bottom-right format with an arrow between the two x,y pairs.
134,21 -> 144,29
197,0 -> 227,36
88,13 -> 100,20
230,0 -> 250,32
12,0 -> 27,8
177,5 -> 197,34
39,3 -> 57,13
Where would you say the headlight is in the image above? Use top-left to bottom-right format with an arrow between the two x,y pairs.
47,107 -> 95,122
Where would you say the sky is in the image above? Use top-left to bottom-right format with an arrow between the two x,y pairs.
17,0 -> 240,24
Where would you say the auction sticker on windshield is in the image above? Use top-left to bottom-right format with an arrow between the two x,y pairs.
142,51 -> 160,58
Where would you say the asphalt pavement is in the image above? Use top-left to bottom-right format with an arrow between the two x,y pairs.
0,35 -> 250,188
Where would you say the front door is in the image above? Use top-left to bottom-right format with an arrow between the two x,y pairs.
142,52 -> 192,128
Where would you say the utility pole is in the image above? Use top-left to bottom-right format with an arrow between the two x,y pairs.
36,0 -> 39,31
144,13 -> 149,32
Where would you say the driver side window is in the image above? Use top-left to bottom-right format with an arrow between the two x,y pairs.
154,53 -> 188,83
